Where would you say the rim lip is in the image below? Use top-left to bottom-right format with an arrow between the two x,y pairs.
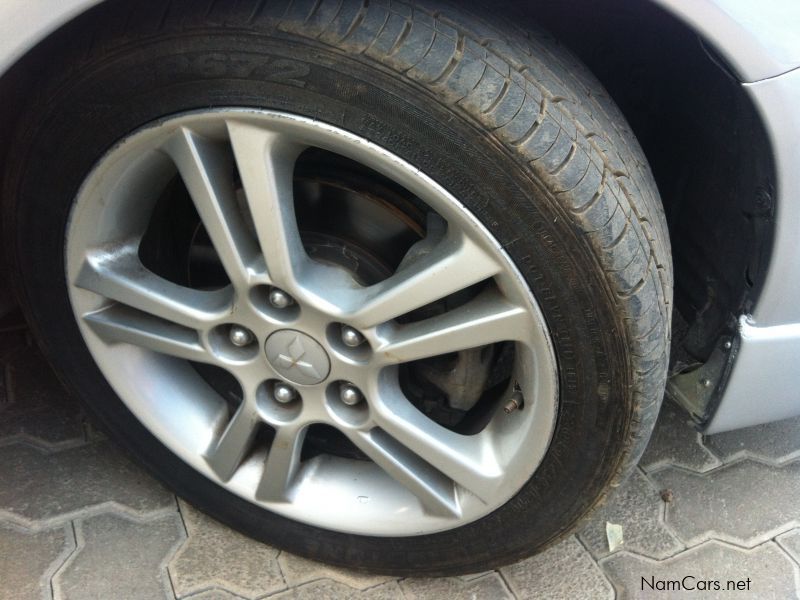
65,108 -> 559,537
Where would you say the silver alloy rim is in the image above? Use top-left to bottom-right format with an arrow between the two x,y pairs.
66,109 -> 558,536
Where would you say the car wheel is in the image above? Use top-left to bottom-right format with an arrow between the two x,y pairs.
3,0 -> 672,575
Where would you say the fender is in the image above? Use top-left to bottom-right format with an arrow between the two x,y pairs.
652,0 -> 800,82
0,0 -> 103,78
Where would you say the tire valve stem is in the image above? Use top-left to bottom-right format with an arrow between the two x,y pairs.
504,391 -> 524,414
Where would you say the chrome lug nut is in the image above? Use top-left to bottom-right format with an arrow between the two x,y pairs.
341,325 -> 365,348
339,382 -> 364,406
269,288 -> 294,309
229,325 -> 254,347
273,382 -> 298,404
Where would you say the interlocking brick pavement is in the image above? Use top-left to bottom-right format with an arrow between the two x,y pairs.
1,317 -> 799,599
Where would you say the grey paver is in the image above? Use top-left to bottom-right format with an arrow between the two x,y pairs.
578,468 -> 684,560
777,528 -> 800,564
456,570 -> 495,582
602,540 -> 799,600
653,459 -> 800,546
53,512 -> 184,600
268,579 -> 404,599
278,552 -> 393,591
183,591 -> 247,600
169,500 -> 285,599
640,400 -> 721,473
0,441 -> 174,524
401,572 -> 511,599
0,347 -> 85,447
500,536 -> 614,599
4,328 -> 800,599
706,416 -> 800,464
0,522 -> 73,600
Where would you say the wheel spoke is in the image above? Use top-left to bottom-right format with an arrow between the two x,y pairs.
256,424 -> 307,502
75,249 -> 230,330
83,305 -> 211,362
376,289 -> 529,364
227,120 -> 306,290
164,127 -> 260,288
348,232 -> 502,329
346,428 -> 461,518
204,404 -> 261,482
370,387 -> 502,504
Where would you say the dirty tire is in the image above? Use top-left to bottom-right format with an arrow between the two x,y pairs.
4,0 -> 672,575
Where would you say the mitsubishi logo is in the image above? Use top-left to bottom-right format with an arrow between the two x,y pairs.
275,336 -> 321,380
265,329 -> 330,385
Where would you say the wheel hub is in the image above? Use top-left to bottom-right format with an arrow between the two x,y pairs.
265,329 -> 330,385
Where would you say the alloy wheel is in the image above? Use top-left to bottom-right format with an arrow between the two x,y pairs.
65,109 -> 558,536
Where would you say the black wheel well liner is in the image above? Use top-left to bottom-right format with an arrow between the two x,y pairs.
510,0 -> 775,366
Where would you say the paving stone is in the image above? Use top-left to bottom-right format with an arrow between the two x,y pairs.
278,552 -> 393,591
401,572 -> 511,599
0,523 -> 73,600
0,441 -> 174,523
602,540 -> 799,600
0,346 -> 85,447
54,512 -> 183,600
777,528 -> 800,564
456,571 -> 495,582
4,332 -> 800,599
652,459 -> 800,546
183,591 -> 246,600
578,468 -> 684,560
640,400 -> 721,473
169,500 -> 285,599
268,579 -> 404,599
706,416 -> 800,464
500,536 -> 613,599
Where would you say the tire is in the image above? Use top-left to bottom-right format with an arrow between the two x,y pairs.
3,0 -> 671,575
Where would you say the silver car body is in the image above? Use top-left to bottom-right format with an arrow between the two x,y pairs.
1,0 -> 799,434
